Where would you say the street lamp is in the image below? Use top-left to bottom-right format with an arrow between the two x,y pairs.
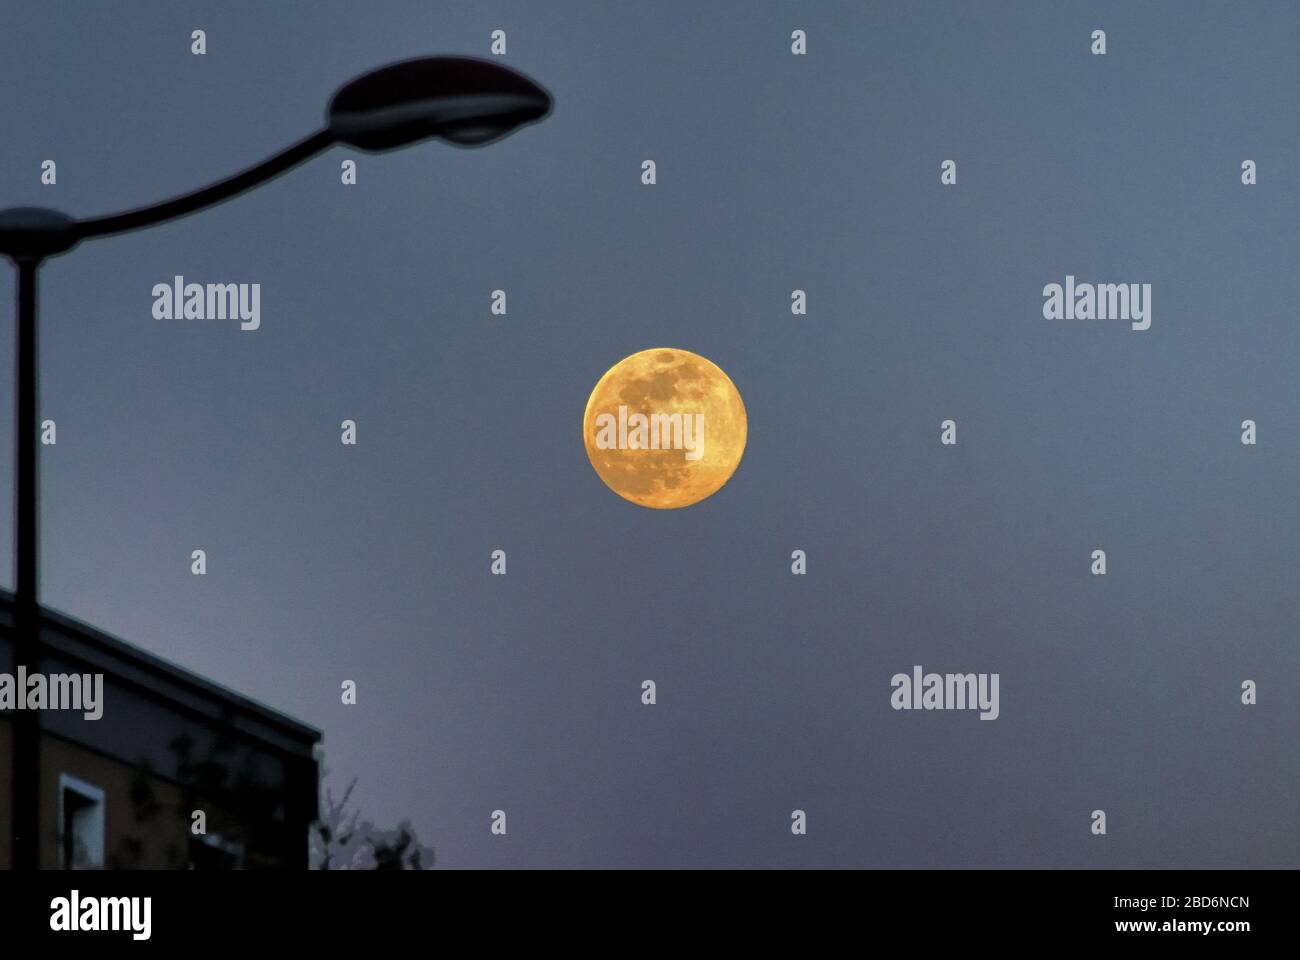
1,55 -> 551,870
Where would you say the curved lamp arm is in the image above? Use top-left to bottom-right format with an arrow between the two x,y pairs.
2,55 -> 549,261
76,129 -> 336,240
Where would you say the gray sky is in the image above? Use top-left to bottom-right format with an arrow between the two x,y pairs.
1,0 -> 1297,867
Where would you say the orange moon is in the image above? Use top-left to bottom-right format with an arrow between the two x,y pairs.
582,348 -> 747,509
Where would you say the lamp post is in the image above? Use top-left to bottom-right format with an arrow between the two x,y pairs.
1,56 -> 551,870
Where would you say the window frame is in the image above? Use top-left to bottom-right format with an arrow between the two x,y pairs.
58,772 -> 106,870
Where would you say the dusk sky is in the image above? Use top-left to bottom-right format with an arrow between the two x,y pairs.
1,1 -> 1297,867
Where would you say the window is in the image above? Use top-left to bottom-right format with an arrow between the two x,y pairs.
59,774 -> 105,870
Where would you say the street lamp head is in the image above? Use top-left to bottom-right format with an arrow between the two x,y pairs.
0,207 -> 80,261
327,56 -> 551,151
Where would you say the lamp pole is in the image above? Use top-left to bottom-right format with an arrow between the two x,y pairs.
1,55 -> 550,869
11,255 -> 40,871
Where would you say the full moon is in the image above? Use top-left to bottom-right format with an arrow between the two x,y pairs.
583,348 -> 747,509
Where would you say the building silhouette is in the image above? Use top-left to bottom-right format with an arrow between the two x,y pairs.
0,590 -> 320,868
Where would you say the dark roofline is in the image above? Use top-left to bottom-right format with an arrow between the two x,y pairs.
0,589 -> 321,752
